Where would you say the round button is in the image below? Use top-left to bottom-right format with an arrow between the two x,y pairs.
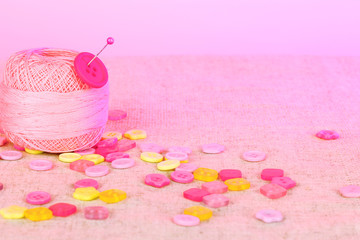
74,52 -> 108,88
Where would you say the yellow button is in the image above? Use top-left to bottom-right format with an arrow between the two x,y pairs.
193,168 -> 218,182
141,152 -> 163,163
81,154 -> 104,164
59,153 -> 82,163
73,187 -> 100,201
102,131 -> 123,140
24,207 -> 53,221
99,189 -> 127,203
157,160 -> 180,171
25,148 -> 43,154
224,178 -> 250,191
0,205 -> 27,219
123,129 -> 147,140
184,206 -> 212,221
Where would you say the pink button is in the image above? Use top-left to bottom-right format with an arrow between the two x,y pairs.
0,150 -> 22,160
339,185 -> 360,198
111,158 -> 135,169
172,214 -> 200,227
108,110 -> 127,121
95,146 -> 119,157
13,144 -> 25,151
49,203 -> 77,217
271,177 -> 296,189
170,171 -> 194,183
26,191 -> 51,205
183,188 -> 210,202
201,143 -> 225,154
74,52 -> 108,88
165,152 -> 188,161
84,206 -> 109,220
168,146 -> 192,155
176,163 -> 198,173
75,148 -> 96,155
105,152 -> 130,162
219,169 -> 242,181
74,179 -> 99,189
117,139 -> 136,152
29,159 -> 53,171
0,136 -> 8,146
255,209 -> 284,223
70,160 -> 95,172
97,138 -> 118,148
139,143 -> 165,153
0,182 -> 3,191
242,150 -> 267,162
316,130 -> 339,140
85,165 -> 110,177
201,181 -> 228,194
203,194 -> 230,208
261,168 -> 284,181
144,174 -> 170,188
260,183 -> 287,199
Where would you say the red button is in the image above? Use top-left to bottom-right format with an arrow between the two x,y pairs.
49,203 -> 77,217
74,52 -> 108,88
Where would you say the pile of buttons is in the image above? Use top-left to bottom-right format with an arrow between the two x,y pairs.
0,126 -> 343,224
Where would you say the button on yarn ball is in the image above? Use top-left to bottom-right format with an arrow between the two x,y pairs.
0,49 -> 109,152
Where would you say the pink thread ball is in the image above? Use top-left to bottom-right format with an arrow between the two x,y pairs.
1,49 -> 109,153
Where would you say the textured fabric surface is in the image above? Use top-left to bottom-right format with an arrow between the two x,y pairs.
0,56 -> 360,240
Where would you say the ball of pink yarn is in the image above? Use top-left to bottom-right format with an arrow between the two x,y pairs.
1,48 -> 108,152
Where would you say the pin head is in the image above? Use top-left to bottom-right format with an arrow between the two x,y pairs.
107,37 -> 114,45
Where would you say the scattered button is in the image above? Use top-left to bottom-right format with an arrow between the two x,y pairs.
25,148 -> 43,155
172,214 -> 200,227
201,143 -> 225,154
26,191 -> 51,205
184,206 -> 212,221
170,171 -> 194,183
176,163 -> 198,173
124,129 -> 147,140
29,159 -> 53,171
183,188 -> 210,202
97,137 -> 118,148
24,207 -> 53,221
165,152 -> 188,162
144,174 -> 170,188
117,139 -> 136,152
201,181 -> 228,194
203,194 -> 230,208
85,165 -> 110,177
0,150 -> 23,161
73,187 -> 100,201
141,152 -> 163,163
193,168 -> 218,182
260,183 -> 287,199
49,203 -> 77,217
168,146 -> 192,155
261,168 -> 284,181
106,152 -> 130,162
316,130 -> 339,140
271,177 -> 296,189
84,206 -> 109,220
224,178 -> 250,191
69,160 -> 95,172
102,131 -> 123,140
0,205 -> 27,219
108,110 -> 127,121
74,179 -> 99,189
242,150 -> 266,162
255,209 -> 284,223
81,154 -> 105,164
111,158 -> 135,169
59,153 -> 82,163
219,169 -> 242,181
157,160 -> 180,171
99,189 -> 127,203
339,185 -> 360,198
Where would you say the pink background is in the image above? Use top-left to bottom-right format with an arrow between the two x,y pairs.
0,0 -> 360,60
